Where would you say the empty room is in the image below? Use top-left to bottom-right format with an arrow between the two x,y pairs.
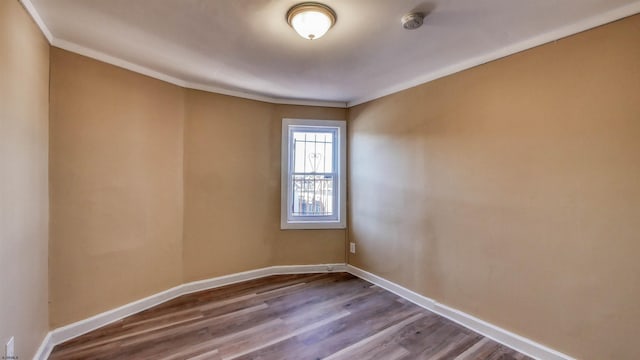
1,0 -> 639,359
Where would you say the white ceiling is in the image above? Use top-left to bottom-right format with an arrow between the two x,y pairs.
26,0 -> 640,106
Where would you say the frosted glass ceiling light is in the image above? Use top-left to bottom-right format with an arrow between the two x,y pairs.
287,2 -> 336,40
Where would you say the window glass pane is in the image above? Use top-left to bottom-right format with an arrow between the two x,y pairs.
291,174 -> 334,216
281,119 -> 345,229
292,131 -> 334,173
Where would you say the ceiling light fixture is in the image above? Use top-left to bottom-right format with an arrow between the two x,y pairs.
287,2 -> 337,40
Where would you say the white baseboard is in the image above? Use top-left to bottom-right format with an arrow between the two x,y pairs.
34,262 -> 572,360
33,332 -> 53,360
33,263 -> 346,360
346,265 -> 575,360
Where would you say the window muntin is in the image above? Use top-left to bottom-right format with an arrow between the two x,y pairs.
281,119 -> 346,229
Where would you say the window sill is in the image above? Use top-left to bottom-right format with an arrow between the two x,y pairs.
281,221 -> 346,230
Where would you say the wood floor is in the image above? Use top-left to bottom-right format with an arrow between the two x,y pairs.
49,273 -> 531,360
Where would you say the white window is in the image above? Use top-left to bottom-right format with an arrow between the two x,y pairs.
281,118 -> 346,229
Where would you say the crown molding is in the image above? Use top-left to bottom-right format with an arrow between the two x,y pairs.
19,0 -> 53,42
20,0 -> 640,109
347,2 -> 640,107
19,0 -> 347,108
50,38 -> 348,108
51,37 -> 189,87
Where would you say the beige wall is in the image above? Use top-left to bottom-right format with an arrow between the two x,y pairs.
271,104 -> 347,267
49,50 -> 347,325
49,48 -> 185,327
19,4 -> 636,358
348,15 -> 640,360
182,90 -> 346,282
0,1 -> 50,358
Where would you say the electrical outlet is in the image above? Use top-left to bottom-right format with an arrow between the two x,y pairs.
350,242 -> 356,254
5,336 -> 15,359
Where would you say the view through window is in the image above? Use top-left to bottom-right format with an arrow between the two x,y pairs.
291,130 -> 336,217
281,119 -> 346,229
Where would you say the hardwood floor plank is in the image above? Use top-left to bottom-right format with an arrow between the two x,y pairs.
158,339 -> 222,360
187,348 -> 220,360
455,337 -> 492,359
49,273 -> 531,360
232,293 -> 423,360
351,344 -> 411,360
122,308 -> 203,329
413,322 -> 477,358
119,307 -> 278,348
322,313 -> 425,360
221,310 -> 351,360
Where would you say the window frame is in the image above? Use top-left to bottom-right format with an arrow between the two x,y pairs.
281,118 -> 346,230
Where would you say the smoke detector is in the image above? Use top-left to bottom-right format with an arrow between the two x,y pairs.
401,12 -> 425,30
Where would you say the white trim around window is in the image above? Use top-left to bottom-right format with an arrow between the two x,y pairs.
281,118 -> 346,230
